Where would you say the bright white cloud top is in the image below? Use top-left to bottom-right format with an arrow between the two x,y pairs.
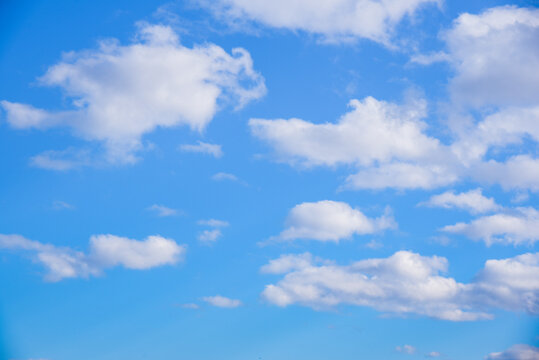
261,251 -> 539,321
0,233 -> 185,281
206,0 -> 439,43
442,207 -> 539,246
1,23 -> 265,166
274,200 -> 394,242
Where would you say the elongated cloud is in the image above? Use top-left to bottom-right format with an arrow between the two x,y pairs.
202,295 -> 242,308
442,207 -> 539,246
261,251 -> 539,320
0,233 -> 185,281
275,200 -> 395,242
2,23 -> 265,166
205,0 -> 439,44
421,189 -> 500,214
486,344 -> 539,360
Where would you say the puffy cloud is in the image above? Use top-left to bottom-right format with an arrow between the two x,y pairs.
274,200 -> 395,242
147,204 -> 179,217
250,95 -> 539,192
204,0 -> 440,44
421,188 -> 500,214
471,156 -> 539,192
396,345 -> 416,354
442,6 -> 539,108
202,295 -> 242,308
442,207 -> 539,246
2,23 -> 265,165
250,97 -> 441,168
179,141 -> 223,158
261,250 -> 539,320
486,344 -> 539,360
0,233 -> 185,281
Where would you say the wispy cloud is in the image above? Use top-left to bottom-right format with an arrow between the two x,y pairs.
202,295 -> 242,308
179,141 -> 223,158
147,204 -> 180,217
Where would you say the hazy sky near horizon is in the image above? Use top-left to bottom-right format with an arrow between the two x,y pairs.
0,1 -> 538,359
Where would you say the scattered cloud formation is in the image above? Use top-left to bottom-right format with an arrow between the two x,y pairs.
442,207 -> 539,246
421,188 -> 500,214
273,200 -> 395,242
179,141 -> 223,158
0,233 -> 185,281
1,23 -> 265,166
202,295 -> 242,308
204,0 -> 439,44
486,344 -> 539,360
147,204 -> 180,217
396,345 -> 416,354
261,250 -> 539,320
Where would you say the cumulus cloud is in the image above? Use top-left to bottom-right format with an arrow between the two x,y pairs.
421,188 -> 500,214
179,141 -> 223,158
261,250 -> 539,321
442,6 -> 539,108
486,344 -> 539,360
202,295 -> 242,308
1,23 -> 265,166
274,200 -> 395,242
250,97 -> 441,168
204,0 -> 439,44
147,204 -> 180,217
0,233 -> 185,281
250,94 -> 539,192
442,207 -> 539,246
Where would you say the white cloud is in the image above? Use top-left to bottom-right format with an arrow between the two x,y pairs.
442,207 -> 539,246
30,148 -> 92,171
250,97 -> 441,168
442,6 -> 539,108
179,141 -> 223,158
261,250 -> 539,320
260,253 -> 315,274
198,229 -> 222,243
204,0 -> 440,44
0,233 -> 185,281
426,351 -> 441,357
409,51 -> 450,65
471,155 -> 539,192
147,204 -> 179,217
396,345 -> 416,354
202,295 -> 242,308
486,344 -> 539,360
197,219 -> 229,227
212,172 -> 246,185
2,23 -> 265,165
178,303 -> 200,309
275,200 -> 395,242
421,188 -> 500,214
344,162 -> 458,190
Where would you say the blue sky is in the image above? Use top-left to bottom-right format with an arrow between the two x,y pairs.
1,1 -> 538,359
